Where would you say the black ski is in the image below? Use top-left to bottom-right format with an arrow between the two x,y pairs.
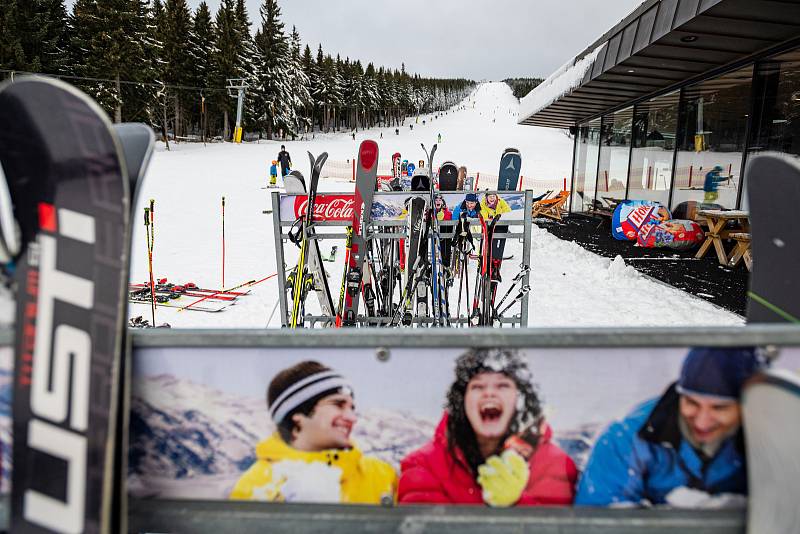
746,154 -> 800,323
0,76 -> 131,534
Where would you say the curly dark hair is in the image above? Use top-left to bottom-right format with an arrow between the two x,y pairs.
445,348 -> 543,478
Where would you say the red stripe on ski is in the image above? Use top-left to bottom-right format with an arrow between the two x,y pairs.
38,202 -> 57,232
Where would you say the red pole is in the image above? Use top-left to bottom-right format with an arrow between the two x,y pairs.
563,177 -> 567,191
605,171 -> 609,192
352,159 -> 355,182
221,196 -> 226,288
689,165 -> 693,188
475,172 -> 480,190
518,175 -> 524,191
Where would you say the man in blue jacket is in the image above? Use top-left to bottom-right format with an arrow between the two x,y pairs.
575,347 -> 761,507
451,193 -> 480,220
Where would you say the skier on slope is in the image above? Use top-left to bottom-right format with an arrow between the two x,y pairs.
269,160 -> 278,187
703,165 -> 729,203
231,361 -> 396,504
277,145 -> 292,176
480,192 -> 511,220
451,193 -> 480,220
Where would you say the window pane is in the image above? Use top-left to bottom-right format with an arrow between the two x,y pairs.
628,92 -> 679,206
570,118 -> 601,212
672,66 -> 752,210
597,107 -> 633,202
745,47 -> 800,209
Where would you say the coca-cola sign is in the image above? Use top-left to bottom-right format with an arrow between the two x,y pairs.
291,194 -> 355,221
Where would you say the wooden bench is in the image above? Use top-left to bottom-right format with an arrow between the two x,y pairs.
727,232 -> 752,271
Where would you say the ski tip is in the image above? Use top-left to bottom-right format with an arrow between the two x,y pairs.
358,141 -> 378,171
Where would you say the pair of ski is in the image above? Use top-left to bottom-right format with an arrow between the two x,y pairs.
286,141 -> 380,328
0,77 -> 156,533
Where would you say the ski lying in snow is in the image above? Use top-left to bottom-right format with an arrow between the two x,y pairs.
128,296 -> 230,312
284,168 -> 336,324
0,76 -> 131,534
129,284 -> 239,301
340,140 -> 379,326
745,154 -> 800,323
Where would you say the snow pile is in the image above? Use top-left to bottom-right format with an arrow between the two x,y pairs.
527,225 -> 743,327
518,44 -> 607,123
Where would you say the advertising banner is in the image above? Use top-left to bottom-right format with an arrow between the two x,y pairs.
126,345 -> 800,508
279,192 -> 527,223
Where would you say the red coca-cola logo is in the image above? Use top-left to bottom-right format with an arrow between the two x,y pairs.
293,194 -> 355,221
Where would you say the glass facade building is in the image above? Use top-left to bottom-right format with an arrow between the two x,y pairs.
569,46 -> 800,215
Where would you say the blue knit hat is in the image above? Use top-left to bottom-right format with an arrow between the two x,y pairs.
465,193 -> 478,202
676,347 -> 761,400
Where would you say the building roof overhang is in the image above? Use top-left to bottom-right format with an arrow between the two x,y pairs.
519,0 -> 800,129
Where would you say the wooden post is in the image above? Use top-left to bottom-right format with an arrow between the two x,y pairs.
689,165 -> 693,188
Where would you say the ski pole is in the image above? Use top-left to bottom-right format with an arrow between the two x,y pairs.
144,204 -> 156,326
267,298 -> 280,327
497,285 -> 531,317
221,196 -> 226,288
494,265 -> 531,312
178,273 -> 277,311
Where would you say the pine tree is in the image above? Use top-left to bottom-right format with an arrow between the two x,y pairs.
71,0 -> 152,122
189,1 -> 215,140
252,0 -> 290,140
0,0 -> 26,73
162,0 -> 194,138
0,0 -> 70,74
211,0 -> 241,139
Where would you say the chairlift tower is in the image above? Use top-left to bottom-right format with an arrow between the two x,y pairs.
227,78 -> 248,143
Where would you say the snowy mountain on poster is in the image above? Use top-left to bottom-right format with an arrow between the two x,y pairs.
129,375 -> 436,486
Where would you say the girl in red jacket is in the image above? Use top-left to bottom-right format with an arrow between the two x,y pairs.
399,348 -> 577,506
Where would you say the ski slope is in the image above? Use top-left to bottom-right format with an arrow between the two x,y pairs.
127,82 -> 743,328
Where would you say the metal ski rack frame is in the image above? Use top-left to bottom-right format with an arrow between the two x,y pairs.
271,190 -> 534,328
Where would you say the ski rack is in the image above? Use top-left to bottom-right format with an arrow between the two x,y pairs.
271,190 -> 535,328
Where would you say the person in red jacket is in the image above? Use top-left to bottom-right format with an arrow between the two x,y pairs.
399,348 -> 577,506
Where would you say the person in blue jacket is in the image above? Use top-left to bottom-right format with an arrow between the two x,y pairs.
451,193 -> 480,220
575,347 -> 761,507
703,165 -> 728,202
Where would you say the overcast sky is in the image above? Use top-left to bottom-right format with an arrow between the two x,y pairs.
66,0 -> 643,80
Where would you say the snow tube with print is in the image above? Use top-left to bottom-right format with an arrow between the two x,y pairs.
636,219 -> 705,250
611,200 -> 672,241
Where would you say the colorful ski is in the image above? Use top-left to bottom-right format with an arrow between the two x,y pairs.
289,153 -> 328,328
340,140 -> 379,326
0,76 -> 131,534
284,169 -> 336,324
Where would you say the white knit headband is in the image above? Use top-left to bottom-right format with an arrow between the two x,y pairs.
269,370 -> 352,423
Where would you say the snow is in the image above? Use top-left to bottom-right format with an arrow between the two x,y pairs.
128,81 -> 742,329
518,45 -> 607,124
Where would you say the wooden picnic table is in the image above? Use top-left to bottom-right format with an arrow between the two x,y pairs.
695,209 -> 750,265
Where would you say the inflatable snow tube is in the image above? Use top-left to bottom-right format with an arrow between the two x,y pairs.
636,219 -> 705,250
611,200 -> 672,241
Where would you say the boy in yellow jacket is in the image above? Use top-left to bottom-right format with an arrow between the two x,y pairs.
230,361 -> 396,504
480,192 -> 511,220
